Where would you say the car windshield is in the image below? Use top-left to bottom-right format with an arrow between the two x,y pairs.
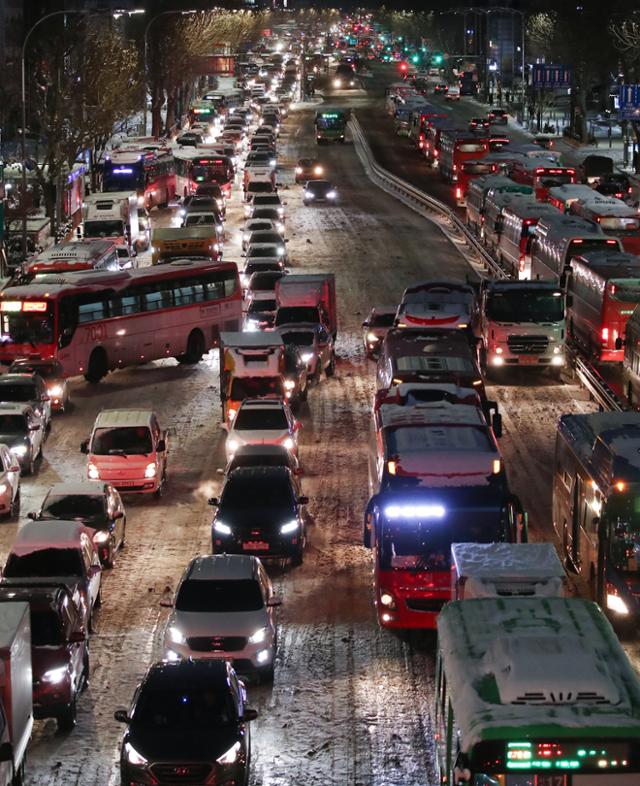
0,415 -> 27,433
91,426 -> 153,456
234,408 -> 288,430
229,453 -> 289,471
221,476 -> 293,514
4,549 -> 83,578
133,688 -> 236,729
250,274 -> 282,291
248,182 -> 274,194
185,214 -> 216,226
371,312 -> 395,328
31,609 -> 64,646
229,377 -> 284,399
487,290 -> 564,322
248,299 -> 277,314
253,197 -> 279,207
245,263 -> 280,275
11,362 -> 61,378
387,425 -> 492,454
0,384 -> 36,402
276,306 -> 319,324
281,331 -> 315,347
84,220 -> 125,238
175,579 -> 263,612
41,494 -> 105,524
309,183 -> 331,194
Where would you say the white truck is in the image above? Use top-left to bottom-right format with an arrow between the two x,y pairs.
475,279 -> 567,379
0,602 -> 33,786
274,273 -> 338,339
82,192 -> 141,253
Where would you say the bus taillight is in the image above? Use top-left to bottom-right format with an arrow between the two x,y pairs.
455,187 -> 462,201
602,327 -> 609,343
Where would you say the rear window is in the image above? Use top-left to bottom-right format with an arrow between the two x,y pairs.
387,425 -> 492,454
458,143 -> 487,153
371,313 -> 396,328
229,377 -> 284,399
234,407 -> 288,430
31,609 -> 64,646
4,548 -> 83,578
0,383 -> 36,402
175,579 -> 263,612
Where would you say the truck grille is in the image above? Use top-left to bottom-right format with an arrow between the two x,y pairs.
187,635 -> 247,652
151,763 -> 212,784
507,334 -> 549,354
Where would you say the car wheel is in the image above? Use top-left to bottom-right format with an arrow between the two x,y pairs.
81,650 -> 90,692
177,329 -> 205,364
257,662 -> 275,682
104,538 -> 115,569
9,488 -> 20,521
26,452 -> 36,477
57,697 -> 77,732
94,585 -> 103,609
325,355 -> 336,377
85,348 -> 108,384
11,758 -> 24,786
154,467 -> 167,499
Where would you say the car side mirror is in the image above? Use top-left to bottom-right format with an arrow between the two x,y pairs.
114,709 -> 130,724
208,497 -> 219,507
362,320 -> 369,327
242,708 -> 259,722
9,465 -> 19,474
114,511 -> 124,520
297,495 -> 309,505
27,511 -> 37,520
80,440 -> 89,454
293,421 -> 301,431
0,742 -> 12,763
267,596 -> 282,607
156,439 -> 166,453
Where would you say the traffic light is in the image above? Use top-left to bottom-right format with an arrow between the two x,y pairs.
411,54 -> 420,64
432,54 -> 443,65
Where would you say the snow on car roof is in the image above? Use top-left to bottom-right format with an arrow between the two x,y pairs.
378,401 -> 486,429
47,481 -> 111,497
451,543 -> 565,581
189,554 -> 258,581
559,412 -> 640,472
437,598 -> 640,751
10,519 -> 91,554
94,409 -> 154,429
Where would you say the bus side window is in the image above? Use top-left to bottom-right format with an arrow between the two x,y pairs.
203,273 -> 225,300
78,295 -> 107,324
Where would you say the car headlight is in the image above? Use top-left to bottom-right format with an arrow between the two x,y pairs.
300,352 -> 314,363
243,232 -> 250,242
313,166 -> 323,175
88,462 -> 100,479
93,531 -> 110,544
277,207 -> 284,216
367,332 -> 380,343
244,319 -> 260,332
217,742 -> 241,766
276,222 -> 285,233
227,438 -> 240,453
283,379 -> 296,391
280,519 -> 298,534
10,445 -> 27,457
168,626 -> 186,645
48,385 -> 63,397
0,484 -> 7,495
179,209 -> 186,217
248,626 -> 268,644
304,191 -> 314,199
553,346 -> 562,354
270,159 -> 276,167
124,742 -> 148,767
326,190 -> 337,199
214,521 -> 232,535
282,437 -> 294,451
42,666 -> 67,684
551,356 -> 564,366
607,593 -> 629,615
144,462 -> 157,478
380,592 -> 396,609
277,246 -> 285,256
333,79 -> 342,88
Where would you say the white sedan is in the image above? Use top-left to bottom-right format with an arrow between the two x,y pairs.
225,398 -> 300,461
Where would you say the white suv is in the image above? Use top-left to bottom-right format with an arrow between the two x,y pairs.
225,398 -> 300,460
162,554 -> 281,680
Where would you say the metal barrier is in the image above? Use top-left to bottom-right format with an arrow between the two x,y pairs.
349,113 -> 507,279
350,113 -> 631,414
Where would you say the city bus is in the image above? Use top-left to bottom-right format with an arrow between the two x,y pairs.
19,240 -> 120,283
453,160 -> 498,207
174,151 -> 234,199
569,196 -> 640,255
188,101 -> 217,133
511,159 -> 578,201
436,596 -> 640,786
530,215 -> 621,282
622,304 -> 640,406
0,260 -> 242,382
465,176 -> 533,236
103,147 -> 175,210
566,251 -> 640,362
547,183 -> 602,214
553,411 -> 640,622
439,131 -> 489,184
406,106 -> 448,150
314,109 -> 347,143
423,119 -> 455,166
498,200 -> 560,279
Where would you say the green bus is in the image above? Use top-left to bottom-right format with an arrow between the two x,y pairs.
314,109 -> 347,144
436,597 -> 640,785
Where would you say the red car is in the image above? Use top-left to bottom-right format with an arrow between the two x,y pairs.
469,117 -> 490,132
0,584 -> 88,730
434,83 -> 449,95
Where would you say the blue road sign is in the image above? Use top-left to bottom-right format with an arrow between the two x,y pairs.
619,84 -> 640,109
531,64 -> 571,88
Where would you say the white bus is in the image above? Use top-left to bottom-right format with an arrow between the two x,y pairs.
436,597 -> 640,786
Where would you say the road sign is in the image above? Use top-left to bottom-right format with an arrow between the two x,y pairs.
531,64 -> 571,88
619,84 -> 640,109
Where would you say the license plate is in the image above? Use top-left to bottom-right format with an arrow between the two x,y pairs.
243,541 -> 269,551
518,355 -> 539,365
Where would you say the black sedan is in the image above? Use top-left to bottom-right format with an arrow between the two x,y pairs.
303,179 -> 339,206
115,660 -> 257,786
209,467 -> 308,565
469,117 -> 490,132
29,481 -> 126,567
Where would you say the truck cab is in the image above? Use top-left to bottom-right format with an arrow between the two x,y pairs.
476,279 -> 566,378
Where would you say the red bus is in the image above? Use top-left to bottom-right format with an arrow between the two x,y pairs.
567,251 -> 640,362
423,120 -> 454,166
364,390 -> 522,629
174,151 -> 235,199
569,196 -> 640,255
103,147 -> 175,210
407,107 -> 448,150
453,160 -> 498,207
439,131 -> 489,184
511,159 -> 577,200
0,260 -> 242,382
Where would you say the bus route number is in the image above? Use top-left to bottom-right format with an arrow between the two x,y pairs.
86,324 -> 106,343
537,776 -> 566,786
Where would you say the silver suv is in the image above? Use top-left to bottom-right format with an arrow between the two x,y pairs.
162,554 -> 281,681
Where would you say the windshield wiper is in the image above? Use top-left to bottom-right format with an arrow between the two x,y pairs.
107,449 -> 129,457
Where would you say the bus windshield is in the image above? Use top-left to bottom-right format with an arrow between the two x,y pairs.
379,511 -> 503,571
192,163 -> 229,184
0,304 -> 55,345
610,280 -> 640,303
486,290 -> 564,323
316,114 -> 345,130
536,172 -> 574,187
84,220 -> 125,238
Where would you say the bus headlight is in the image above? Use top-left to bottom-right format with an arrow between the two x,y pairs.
333,78 -> 342,88
491,356 -> 504,366
607,593 -> 629,615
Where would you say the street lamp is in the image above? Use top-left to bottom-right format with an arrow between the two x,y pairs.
20,8 -> 145,256
143,10 -> 198,137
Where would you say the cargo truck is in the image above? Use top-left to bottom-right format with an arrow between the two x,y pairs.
274,274 -> 337,339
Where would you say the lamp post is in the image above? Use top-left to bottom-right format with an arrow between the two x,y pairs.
20,8 -> 144,256
143,10 -> 198,137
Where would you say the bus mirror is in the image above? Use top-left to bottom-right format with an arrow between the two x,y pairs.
615,336 -> 623,350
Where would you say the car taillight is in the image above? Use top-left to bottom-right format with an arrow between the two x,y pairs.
455,187 -> 462,200
602,327 -> 609,344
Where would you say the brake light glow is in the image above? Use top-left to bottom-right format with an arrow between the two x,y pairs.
388,460 -> 397,475
601,327 -> 609,343
455,187 -> 462,200
492,459 -> 501,475
384,504 -> 445,520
